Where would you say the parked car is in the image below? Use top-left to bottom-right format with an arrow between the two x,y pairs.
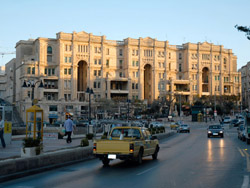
177,124 -> 190,133
238,125 -> 246,141
150,121 -> 164,128
207,125 -> 224,138
170,122 -> 179,130
231,119 -> 240,127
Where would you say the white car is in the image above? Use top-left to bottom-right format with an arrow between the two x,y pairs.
223,116 -> 231,124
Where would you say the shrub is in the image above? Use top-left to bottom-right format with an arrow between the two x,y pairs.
86,133 -> 94,140
80,138 -> 89,147
22,138 -> 43,155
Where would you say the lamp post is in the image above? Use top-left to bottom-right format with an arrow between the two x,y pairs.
22,80 -> 44,106
86,87 -> 94,134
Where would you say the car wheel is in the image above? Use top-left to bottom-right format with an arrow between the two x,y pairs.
102,158 -> 110,167
137,148 -> 143,164
152,145 -> 159,160
247,139 -> 250,145
221,134 -> 224,138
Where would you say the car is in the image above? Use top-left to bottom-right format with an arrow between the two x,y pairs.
150,121 -> 164,128
207,125 -> 224,138
177,124 -> 190,133
238,125 -> 246,141
170,122 -> 179,130
223,116 -> 231,124
231,119 -> 240,127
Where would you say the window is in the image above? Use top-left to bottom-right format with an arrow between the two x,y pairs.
119,49 -> 123,56
47,55 -> 52,62
69,57 -> 71,63
94,82 -> 97,88
119,72 -> 123,77
44,68 -> 47,75
132,61 -> 135,66
119,60 -> 123,69
215,76 -> 217,81
48,69 -> 51,76
32,67 -> 35,75
99,59 -> 101,65
136,61 -> 139,66
106,48 -> 109,55
159,73 -> 161,79
106,60 -> 109,67
65,57 -> 67,63
98,70 -> 101,76
179,64 -> 182,72
64,69 -> 67,74
132,83 -> 135,89
98,82 -> 101,88
136,83 -> 138,89
136,71 -> 139,78
49,105 -> 57,111
159,62 -> 161,68
169,52 -> 171,59
94,70 -> 97,76
27,67 -> 31,74
94,59 -> 97,65
179,53 -> 182,60
68,68 -> 71,75
47,46 -> 52,54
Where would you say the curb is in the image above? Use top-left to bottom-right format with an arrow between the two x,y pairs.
0,131 -> 175,183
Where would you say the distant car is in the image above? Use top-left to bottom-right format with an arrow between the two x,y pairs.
238,125 -> 246,141
150,121 -> 164,128
223,116 -> 231,124
231,119 -> 240,127
170,122 -> 179,130
177,124 -> 190,133
207,125 -> 224,138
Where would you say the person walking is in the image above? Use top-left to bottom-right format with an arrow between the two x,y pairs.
0,115 -> 6,148
64,116 -> 74,143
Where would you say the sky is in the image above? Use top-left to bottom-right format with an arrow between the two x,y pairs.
0,0 -> 249,69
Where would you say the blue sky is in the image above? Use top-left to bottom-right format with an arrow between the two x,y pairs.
0,0 -> 249,69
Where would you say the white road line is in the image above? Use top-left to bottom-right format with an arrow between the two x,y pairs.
241,175 -> 249,188
239,148 -> 245,157
136,166 -> 157,176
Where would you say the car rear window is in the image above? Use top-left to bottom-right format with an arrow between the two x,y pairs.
209,125 -> 221,129
111,128 -> 141,138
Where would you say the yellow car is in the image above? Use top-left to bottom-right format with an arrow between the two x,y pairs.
170,122 -> 179,130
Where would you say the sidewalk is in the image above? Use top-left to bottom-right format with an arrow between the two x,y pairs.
0,134 -> 91,160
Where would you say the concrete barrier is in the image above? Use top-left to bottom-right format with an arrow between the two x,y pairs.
0,130 -> 175,182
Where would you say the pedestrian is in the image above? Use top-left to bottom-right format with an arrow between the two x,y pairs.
0,115 -> 6,148
64,116 -> 74,143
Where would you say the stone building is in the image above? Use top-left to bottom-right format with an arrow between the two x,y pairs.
11,31 -> 241,122
239,62 -> 250,110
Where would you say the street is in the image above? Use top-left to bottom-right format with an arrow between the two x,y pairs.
0,123 -> 249,188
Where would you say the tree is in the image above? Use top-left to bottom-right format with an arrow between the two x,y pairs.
235,25 -> 250,40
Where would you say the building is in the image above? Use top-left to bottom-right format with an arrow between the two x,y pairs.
239,62 -> 250,110
0,66 -> 6,99
10,31 -> 241,122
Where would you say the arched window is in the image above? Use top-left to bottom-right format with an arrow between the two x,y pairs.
47,46 -> 52,62
47,46 -> 52,54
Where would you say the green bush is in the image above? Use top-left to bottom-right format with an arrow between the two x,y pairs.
22,138 -> 43,155
86,133 -> 94,140
80,138 -> 89,147
23,138 -> 41,147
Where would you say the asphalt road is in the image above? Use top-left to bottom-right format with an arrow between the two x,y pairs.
1,124 -> 249,188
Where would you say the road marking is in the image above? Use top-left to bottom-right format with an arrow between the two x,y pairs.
136,166 -> 157,176
243,150 -> 250,158
241,175 -> 249,188
239,148 -> 245,157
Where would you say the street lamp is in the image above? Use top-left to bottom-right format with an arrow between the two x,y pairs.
22,80 -> 44,106
86,87 -> 94,134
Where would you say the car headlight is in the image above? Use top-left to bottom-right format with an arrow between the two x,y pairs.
219,131 -> 223,133
208,131 -> 212,134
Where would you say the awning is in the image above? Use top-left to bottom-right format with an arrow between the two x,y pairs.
49,114 -> 58,118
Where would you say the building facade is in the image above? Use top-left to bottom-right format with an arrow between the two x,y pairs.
12,31 -> 241,122
239,62 -> 250,110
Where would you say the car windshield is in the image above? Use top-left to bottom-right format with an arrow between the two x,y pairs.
225,117 -> 230,119
111,128 -> 141,138
181,125 -> 188,127
209,125 -> 222,129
